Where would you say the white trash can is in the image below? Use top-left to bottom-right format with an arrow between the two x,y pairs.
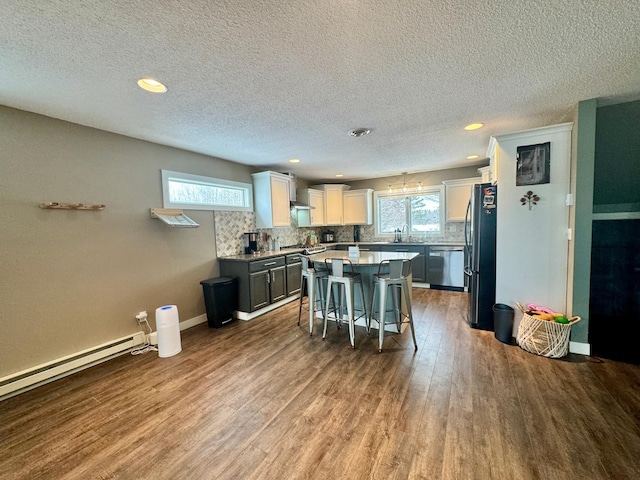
156,305 -> 182,357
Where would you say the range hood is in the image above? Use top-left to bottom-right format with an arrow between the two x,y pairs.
286,173 -> 313,209
290,200 -> 313,210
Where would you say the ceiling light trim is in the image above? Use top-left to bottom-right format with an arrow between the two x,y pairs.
137,78 -> 168,93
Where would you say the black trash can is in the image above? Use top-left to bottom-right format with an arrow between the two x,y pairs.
200,276 -> 238,328
493,303 -> 514,344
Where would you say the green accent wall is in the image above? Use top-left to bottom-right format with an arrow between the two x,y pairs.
572,97 -> 640,346
571,99 -> 597,344
594,100 -> 640,206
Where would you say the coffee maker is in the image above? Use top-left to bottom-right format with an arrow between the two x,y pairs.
322,231 -> 335,243
243,232 -> 258,254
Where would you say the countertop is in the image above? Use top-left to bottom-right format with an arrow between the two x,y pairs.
219,241 -> 464,262
219,248 -> 305,261
306,249 -> 419,265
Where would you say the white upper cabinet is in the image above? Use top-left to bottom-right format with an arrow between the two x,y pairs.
252,171 -> 291,228
486,138 -> 499,184
296,188 -> 325,226
443,177 -> 481,222
478,166 -> 492,183
311,184 -> 350,226
343,189 -> 373,225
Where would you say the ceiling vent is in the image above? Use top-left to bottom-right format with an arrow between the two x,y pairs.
348,128 -> 371,137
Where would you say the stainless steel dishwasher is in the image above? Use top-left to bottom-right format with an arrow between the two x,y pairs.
427,246 -> 465,291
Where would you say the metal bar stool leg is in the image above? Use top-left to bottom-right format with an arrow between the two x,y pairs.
343,281 -> 355,348
313,275 -> 326,335
378,280 -> 388,353
297,274 -> 306,326
367,282 -> 377,334
403,278 -> 418,351
323,278 -> 334,339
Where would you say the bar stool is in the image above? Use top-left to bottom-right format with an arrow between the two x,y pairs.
323,258 -> 368,348
368,259 -> 418,353
297,255 -> 328,335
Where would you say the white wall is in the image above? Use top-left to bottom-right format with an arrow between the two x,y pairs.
493,123 -> 573,332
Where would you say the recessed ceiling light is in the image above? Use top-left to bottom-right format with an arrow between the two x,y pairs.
464,123 -> 484,131
348,128 -> 371,137
137,78 -> 167,93
466,154 -> 480,159
335,174 -> 344,177
289,158 -> 301,163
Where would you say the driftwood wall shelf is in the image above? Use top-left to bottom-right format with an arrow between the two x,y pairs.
39,202 -> 106,210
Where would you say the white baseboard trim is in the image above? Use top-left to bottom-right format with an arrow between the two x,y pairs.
235,294 -> 300,321
0,332 -> 145,400
179,313 -> 207,331
569,341 -> 590,355
0,313 -> 209,401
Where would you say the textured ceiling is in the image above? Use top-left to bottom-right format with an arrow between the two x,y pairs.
1,1 -> 639,182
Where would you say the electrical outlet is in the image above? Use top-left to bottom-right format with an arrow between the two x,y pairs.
135,311 -> 148,323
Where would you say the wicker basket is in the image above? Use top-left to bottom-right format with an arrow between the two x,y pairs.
515,303 -> 581,358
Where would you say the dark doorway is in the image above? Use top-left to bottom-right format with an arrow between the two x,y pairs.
589,219 -> 640,363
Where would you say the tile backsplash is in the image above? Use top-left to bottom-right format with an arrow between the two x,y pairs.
328,222 -> 464,243
214,211 -> 255,257
214,210 -> 307,256
214,210 -> 465,257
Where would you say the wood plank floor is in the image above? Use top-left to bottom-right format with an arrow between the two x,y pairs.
2,289 -> 640,479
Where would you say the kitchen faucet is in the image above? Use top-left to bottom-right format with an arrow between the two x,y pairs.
394,224 -> 408,242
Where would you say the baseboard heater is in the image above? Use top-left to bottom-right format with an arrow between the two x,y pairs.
0,332 -> 145,400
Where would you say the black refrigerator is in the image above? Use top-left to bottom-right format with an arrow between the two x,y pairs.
464,183 -> 497,330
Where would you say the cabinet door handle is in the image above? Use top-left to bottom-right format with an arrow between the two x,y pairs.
267,272 -> 271,283
396,249 -> 409,252
263,261 -> 277,266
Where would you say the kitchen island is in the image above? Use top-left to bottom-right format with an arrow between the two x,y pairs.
307,249 -> 419,332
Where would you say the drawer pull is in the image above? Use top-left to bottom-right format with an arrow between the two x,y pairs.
263,261 -> 277,266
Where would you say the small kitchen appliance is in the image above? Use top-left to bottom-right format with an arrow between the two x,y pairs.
322,231 -> 335,243
243,232 -> 258,254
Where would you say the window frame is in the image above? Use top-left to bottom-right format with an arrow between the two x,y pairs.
161,170 -> 253,212
373,185 -> 444,238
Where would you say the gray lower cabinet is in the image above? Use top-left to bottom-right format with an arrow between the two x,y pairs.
357,244 -> 381,252
333,244 -> 381,252
220,255 -> 289,313
249,270 -> 270,310
285,254 -> 302,297
379,244 -> 426,282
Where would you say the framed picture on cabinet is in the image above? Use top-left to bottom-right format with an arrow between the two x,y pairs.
516,142 -> 550,186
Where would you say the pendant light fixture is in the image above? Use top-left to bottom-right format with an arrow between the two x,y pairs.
387,172 -> 423,194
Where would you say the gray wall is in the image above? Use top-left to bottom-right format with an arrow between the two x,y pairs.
0,106 -> 254,376
347,166 -> 484,191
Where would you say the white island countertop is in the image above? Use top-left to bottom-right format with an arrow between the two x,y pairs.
307,249 -> 418,265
